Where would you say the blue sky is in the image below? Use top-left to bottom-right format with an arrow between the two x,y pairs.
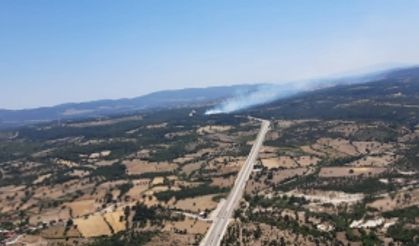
1,0 -> 419,109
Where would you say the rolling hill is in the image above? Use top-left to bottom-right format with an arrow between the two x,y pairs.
0,84 -> 263,129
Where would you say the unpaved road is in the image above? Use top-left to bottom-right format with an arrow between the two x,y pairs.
201,118 -> 270,246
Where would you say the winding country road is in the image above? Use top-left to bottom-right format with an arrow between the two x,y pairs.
201,118 -> 270,246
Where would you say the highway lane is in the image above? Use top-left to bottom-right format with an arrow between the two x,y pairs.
201,118 -> 270,246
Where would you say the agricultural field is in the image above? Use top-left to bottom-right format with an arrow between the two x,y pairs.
2,68 -> 419,245
222,69 -> 419,245
225,117 -> 419,245
0,107 -> 260,245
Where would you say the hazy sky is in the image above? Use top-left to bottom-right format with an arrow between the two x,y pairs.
1,0 -> 419,109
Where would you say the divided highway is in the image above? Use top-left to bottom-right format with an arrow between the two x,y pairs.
201,118 -> 270,246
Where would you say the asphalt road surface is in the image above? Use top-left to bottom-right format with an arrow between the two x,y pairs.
201,118 -> 270,246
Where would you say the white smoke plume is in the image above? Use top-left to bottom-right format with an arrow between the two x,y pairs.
204,69 -> 384,115
205,84 -> 300,115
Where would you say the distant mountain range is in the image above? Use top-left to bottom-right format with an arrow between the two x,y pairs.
1,66 -> 418,129
0,84 -> 264,129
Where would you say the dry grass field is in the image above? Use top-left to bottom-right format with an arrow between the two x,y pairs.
151,177 -> 165,186
300,145 -> 327,157
173,194 -> 218,213
319,167 -> 387,177
296,155 -> 321,166
74,214 -> 112,238
0,185 -> 26,213
40,225 -> 81,239
181,162 -> 202,175
13,234 -> 49,245
367,188 -> 419,212
146,231 -> 198,246
211,176 -> 235,188
197,125 -> 232,135
272,168 -> 309,183
261,157 -> 298,169
347,154 -> 397,167
29,208 -> 71,225
318,138 -> 359,156
123,159 -> 178,175
103,210 -> 126,233
126,179 -> 150,199
164,217 -> 210,235
286,189 -> 364,206
64,199 -> 98,217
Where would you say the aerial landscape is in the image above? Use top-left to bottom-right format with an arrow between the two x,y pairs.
1,1 -> 419,246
